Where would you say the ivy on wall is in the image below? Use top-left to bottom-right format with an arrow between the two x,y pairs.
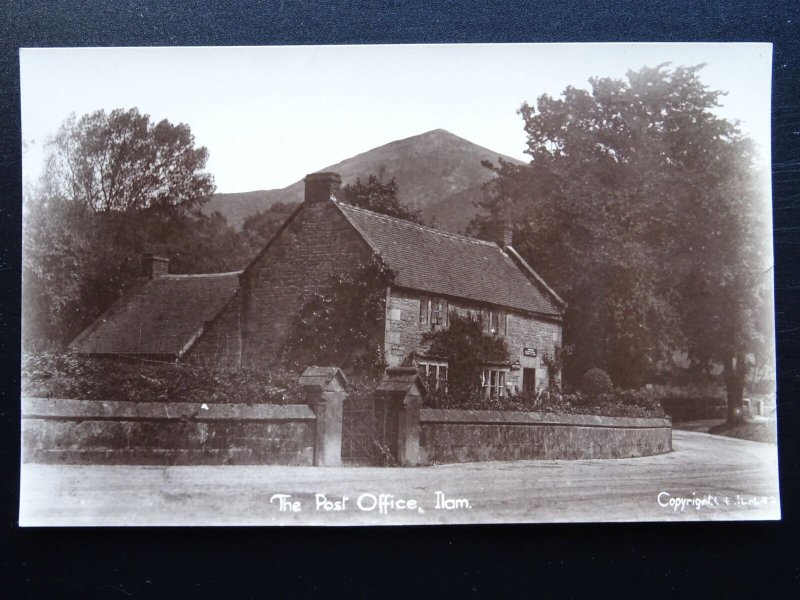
419,312 -> 510,397
280,256 -> 394,375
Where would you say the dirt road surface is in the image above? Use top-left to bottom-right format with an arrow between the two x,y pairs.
19,431 -> 780,526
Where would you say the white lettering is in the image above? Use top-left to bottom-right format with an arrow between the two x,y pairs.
434,491 -> 471,510
314,493 -> 348,511
270,493 -> 301,512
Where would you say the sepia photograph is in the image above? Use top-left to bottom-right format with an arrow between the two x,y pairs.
18,43 -> 778,525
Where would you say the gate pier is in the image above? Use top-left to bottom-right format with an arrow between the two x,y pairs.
298,366 -> 348,467
299,366 -> 425,467
375,367 -> 425,467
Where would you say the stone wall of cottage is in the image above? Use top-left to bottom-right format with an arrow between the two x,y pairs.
240,200 -> 374,368
385,287 -> 562,392
184,292 -> 241,368
504,311 -> 562,392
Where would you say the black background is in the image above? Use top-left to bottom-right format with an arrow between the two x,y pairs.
1,1 -> 798,596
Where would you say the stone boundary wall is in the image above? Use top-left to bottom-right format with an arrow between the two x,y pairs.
21,381 -> 674,467
22,397 -> 316,466
418,408 -> 672,464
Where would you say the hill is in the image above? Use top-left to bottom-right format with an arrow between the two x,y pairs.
423,184 -> 487,234
204,129 -> 523,231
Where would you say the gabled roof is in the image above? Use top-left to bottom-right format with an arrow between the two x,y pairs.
69,272 -> 241,356
336,202 -> 563,317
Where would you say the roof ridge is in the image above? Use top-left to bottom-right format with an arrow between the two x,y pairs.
163,271 -> 243,279
337,201 -> 498,247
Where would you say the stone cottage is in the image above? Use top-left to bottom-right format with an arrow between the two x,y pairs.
70,171 -> 566,397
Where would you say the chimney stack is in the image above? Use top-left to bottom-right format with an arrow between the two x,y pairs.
488,219 -> 513,249
142,254 -> 169,279
304,172 -> 342,204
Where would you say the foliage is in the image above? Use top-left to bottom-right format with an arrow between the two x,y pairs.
22,109 -> 245,349
580,368 -> 614,396
423,385 -> 663,418
476,64 -> 771,422
553,389 -> 664,418
22,352 -> 305,405
42,108 -> 215,213
647,382 -> 726,401
342,174 -> 423,223
541,344 -> 573,392
281,256 -> 394,375
419,312 -> 509,398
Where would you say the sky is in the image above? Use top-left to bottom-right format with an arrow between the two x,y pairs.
20,43 -> 772,194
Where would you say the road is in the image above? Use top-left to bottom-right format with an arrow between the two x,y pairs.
19,431 -> 780,526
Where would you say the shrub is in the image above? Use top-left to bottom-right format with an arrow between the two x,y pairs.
421,385 -> 664,418
541,344 -> 574,392
580,368 -> 614,397
21,351 -> 306,405
419,312 -> 509,399
537,388 -> 664,418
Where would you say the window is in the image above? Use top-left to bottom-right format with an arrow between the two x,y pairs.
482,368 -> 507,399
420,296 -> 448,327
418,360 -> 448,391
431,297 -> 447,326
482,307 -> 507,336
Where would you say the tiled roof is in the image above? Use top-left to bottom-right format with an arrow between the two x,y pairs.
70,272 -> 241,356
336,203 -> 562,316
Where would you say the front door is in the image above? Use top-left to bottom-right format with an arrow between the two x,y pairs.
522,367 -> 536,399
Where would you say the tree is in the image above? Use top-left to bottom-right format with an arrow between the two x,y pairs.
477,65 -> 771,422
342,175 -> 423,223
674,134 -> 772,424
42,108 -> 215,213
22,108 -> 242,349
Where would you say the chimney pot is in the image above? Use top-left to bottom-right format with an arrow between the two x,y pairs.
304,172 -> 342,204
142,254 -> 169,279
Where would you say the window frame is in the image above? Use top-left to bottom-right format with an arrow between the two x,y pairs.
481,367 -> 508,399
430,297 -> 448,327
482,307 -> 507,336
420,295 -> 448,328
417,359 -> 449,392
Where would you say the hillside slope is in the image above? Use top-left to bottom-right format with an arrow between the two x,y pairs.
205,129 -> 523,230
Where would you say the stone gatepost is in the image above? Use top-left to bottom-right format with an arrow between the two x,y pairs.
298,366 -> 348,467
376,367 -> 426,467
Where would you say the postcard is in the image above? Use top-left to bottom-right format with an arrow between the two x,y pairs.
19,43 -> 778,525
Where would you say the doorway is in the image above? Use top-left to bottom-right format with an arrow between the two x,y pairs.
522,367 -> 536,399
